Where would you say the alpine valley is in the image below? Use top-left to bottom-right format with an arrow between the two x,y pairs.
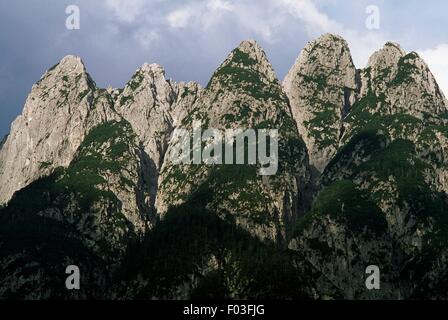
1,33 -> 448,300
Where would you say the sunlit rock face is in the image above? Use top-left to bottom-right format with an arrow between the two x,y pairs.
284,33 -> 358,175
288,35 -> 448,299
0,56 -> 119,204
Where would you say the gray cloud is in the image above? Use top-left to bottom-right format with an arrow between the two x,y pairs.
1,0 -> 447,136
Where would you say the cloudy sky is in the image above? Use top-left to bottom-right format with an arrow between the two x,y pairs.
1,0 -> 447,137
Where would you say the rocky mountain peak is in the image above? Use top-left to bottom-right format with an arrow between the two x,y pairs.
283,33 -> 357,174
135,63 -> 170,90
236,39 -> 267,62
35,55 -> 91,92
319,32 -> 346,42
155,38 -> 309,243
284,32 -> 356,88
4,33 -> 448,300
368,42 -> 406,67
114,63 -> 174,176
118,63 -> 174,108
207,39 -> 278,89
0,55 -> 117,205
305,32 -> 352,54
57,55 -> 86,71
183,39 -> 291,131
356,42 -> 447,121
140,62 -> 164,74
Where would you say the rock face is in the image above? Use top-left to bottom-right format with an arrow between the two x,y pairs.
115,63 -> 203,169
156,40 -> 309,243
0,58 -> 202,207
114,64 -> 203,210
115,63 -> 175,171
288,36 -> 448,299
284,34 -> 357,175
1,34 -> 448,300
171,81 -> 202,126
288,180 -> 396,299
352,42 -> 447,124
0,56 -> 119,204
0,120 -> 154,299
0,135 -> 6,149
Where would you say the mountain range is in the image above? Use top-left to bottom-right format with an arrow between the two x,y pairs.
1,33 -> 448,299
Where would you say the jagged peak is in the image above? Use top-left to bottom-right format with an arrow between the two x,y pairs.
230,39 -> 273,69
401,51 -> 423,62
317,33 -> 347,44
367,42 -> 406,69
240,39 -> 258,46
236,39 -> 263,55
396,51 -> 444,96
304,33 -> 351,52
36,55 -> 91,89
121,63 -> 169,95
53,55 -> 87,74
60,54 -> 84,65
397,51 -> 430,72
138,63 -> 166,76
291,33 -> 353,68
207,39 -> 278,87
384,41 -> 405,53
124,63 -> 168,89
284,33 -> 356,89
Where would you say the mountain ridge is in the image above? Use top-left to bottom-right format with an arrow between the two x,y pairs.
1,33 -> 448,299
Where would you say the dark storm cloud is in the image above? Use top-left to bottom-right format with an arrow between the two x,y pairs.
1,0 -> 447,137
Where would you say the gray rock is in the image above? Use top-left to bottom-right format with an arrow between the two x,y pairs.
156,39 -> 309,242
0,55 -> 120,204
2,34 -> 448,300
284,33 -> 358,175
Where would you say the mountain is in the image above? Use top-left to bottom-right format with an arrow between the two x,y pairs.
0,56 -> 119,204
156,40 -> 309,243
288,35 -> 448,299
284,33 -> 357,176
0,134 -> 6,151
1,34 -> 448,299
0,120 -> 152,298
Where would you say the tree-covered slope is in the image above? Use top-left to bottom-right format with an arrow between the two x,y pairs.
0,120 -> 154,299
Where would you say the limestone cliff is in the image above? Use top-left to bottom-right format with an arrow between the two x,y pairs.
284,33 -> 357,175
0,56 -> 119,204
